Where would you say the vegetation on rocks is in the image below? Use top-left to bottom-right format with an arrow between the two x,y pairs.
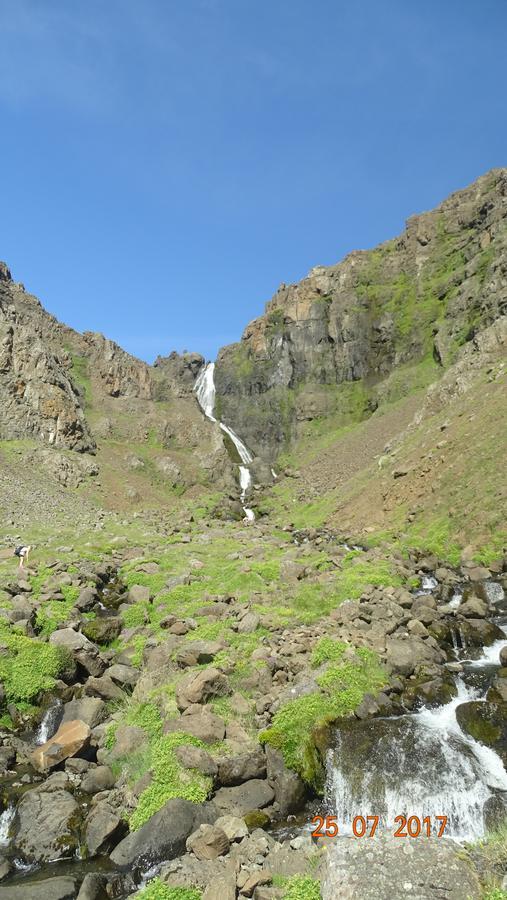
136,881 -> 202,900
0,622 -> 69,703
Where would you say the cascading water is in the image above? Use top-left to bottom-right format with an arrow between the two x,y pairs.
0,806 -> 15,847
35,700 -> 62,745
326,600 -> 507,844
194,362 -> 255,521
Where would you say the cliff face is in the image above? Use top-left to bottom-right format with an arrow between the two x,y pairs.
0,263 -> 233,510
214,169 -> 507,458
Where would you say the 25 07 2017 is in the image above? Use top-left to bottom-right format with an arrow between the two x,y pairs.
311,815 -> 448,838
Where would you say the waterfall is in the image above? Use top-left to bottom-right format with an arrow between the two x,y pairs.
0,806 -> 15,847
194,362 -> 255,521
35,700 -> 62,746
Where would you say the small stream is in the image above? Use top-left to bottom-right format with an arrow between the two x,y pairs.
326,576 -> 507,844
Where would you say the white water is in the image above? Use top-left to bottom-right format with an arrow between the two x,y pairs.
328,620 -> 507,843
194,363 -> 255,521
0,806 -> 15,847
35,700 -> 62,745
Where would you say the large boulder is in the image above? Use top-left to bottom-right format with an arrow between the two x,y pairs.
217,749 -> 266,786
61,697 -> 107,729
213,779 -> 275,816
385,637 -> 443,676
176,641 -> 223,668
265,745 -> 306,816
186,823 -> 230,860
84,800 -> 125,855
49,628 -> 105,677
456,701 -> 507,764
164,710 -> 226,744
30,720 -> 91,772
13,786 -> 80,862
109,798 -> 217,870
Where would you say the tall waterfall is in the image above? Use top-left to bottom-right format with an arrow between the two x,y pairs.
194,362 -> 255,521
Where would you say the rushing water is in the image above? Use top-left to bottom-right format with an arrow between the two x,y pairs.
0,806 -> 15,848
34,700 -> 62,746
194,362 -> 255,521
326,600 -> 507,844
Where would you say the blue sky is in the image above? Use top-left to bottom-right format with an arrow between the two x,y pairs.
1,0 -> 505,362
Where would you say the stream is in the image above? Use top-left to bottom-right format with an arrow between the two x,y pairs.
325,576 -> 507,844
194,362 -> 255,521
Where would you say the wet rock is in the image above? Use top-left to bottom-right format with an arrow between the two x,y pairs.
218,748 -> 267,786
186,822 -> 230,859
165,710 -> 226,744
49,628 -> 106,677
13,787 -> 80,862
458,619 -> 505,647
243,809 -> 271,830
385,637 -> 443,676
75,586 -> 98,612
459,594 -> 489,618
214,779 -> 275,816
0,876 -> 80,899
110,798 -> 217,870
455,701 -> 507,764
0,746 -> 16,772
500,646 -> 507,667
174,744 -> 218,776
85,799 -> 125,855
265,746 -> 305,817
30,719 -> 91,772
176,667 -> 231,710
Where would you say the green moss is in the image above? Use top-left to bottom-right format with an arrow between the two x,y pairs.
125,701 -> 163,738
0,624 -> 70,703
311,638 -> 348,667
131,731 -> 212,830
260,646 -> 386,789
282,875 -> 321,900
135,879 -> 202,900
35,584 -> 80,637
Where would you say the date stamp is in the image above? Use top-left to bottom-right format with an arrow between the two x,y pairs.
311,815 -> 448,838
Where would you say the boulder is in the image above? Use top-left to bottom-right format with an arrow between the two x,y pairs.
213,779 -> 275,816
385,637 -> 443,676
75,587 -> 98,612
176,667 -> 231,710
82,617 -> 122,645
76,873 -> 109,900
81,765 -> 116,793
13,787 -> 80,862
109,798 -> 217,870
218,749 -> 266,786
49,628 -> 105,677
186,823 -> 230,860
176,640 -> 223,668
459,594 -> 489,618
265,746 -> 306,816
127,584 -> 151,603
106,663 -> 139,687
0,877 -> 79,899
456,701 -> 507,764
214,814 -> 249,842
61,697 -> 107,729
237,612 -> 260,634
30,719 -> 91,772
83,675 -> 125,702
164,710 -> 225,744
85,800 -> 125,855
105,725 -> 146,761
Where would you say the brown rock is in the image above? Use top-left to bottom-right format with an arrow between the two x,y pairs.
30,720 -> 91,772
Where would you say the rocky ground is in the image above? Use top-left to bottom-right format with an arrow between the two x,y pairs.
0,518 -> 506,900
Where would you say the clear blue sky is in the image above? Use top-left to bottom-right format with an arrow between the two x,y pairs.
1,0 -> 505,362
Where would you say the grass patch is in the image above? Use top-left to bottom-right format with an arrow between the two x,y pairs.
0,623 -> 70,703
260,645 -> 386,789
281,874 -> 321,899
136,879 -> 201,900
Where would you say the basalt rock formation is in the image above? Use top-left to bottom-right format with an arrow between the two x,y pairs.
214,169 -> 507,458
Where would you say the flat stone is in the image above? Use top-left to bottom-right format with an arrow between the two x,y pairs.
186,823 -> 230,860
30,720 -> 91,772
213,779 -> 275,816
0,877 -> 79,899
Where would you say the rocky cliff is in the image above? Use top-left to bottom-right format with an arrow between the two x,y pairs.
0,263 -> 235,515
214,169 -> 507,458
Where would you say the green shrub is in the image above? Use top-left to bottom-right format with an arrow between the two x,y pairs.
282,874 -> 321,900
0,625 -> 69,702
136,877 -> 202,899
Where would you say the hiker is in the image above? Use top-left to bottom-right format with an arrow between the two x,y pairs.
14,545 -> 31,569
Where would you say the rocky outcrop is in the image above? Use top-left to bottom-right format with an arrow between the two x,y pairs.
214,169 -> 507,457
